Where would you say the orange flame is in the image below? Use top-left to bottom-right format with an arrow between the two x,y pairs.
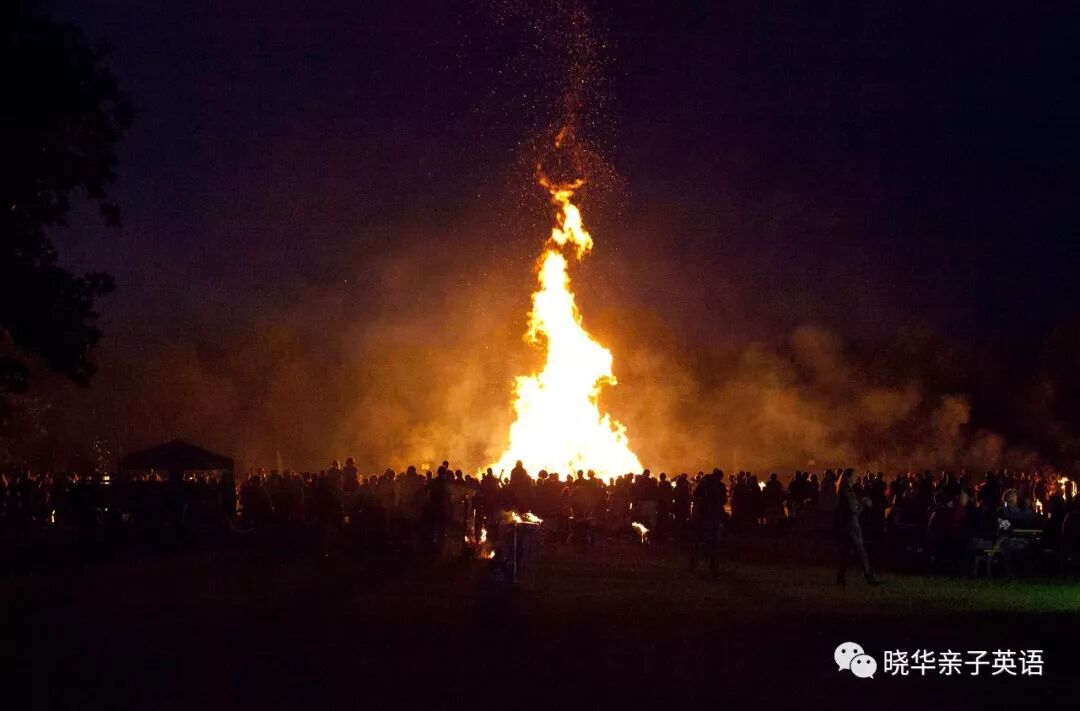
491,174 -> 642,482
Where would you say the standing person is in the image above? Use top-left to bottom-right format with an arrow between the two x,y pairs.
690,469 -> 726,576
763,472 -> 785,523
673,474 -> 691,536
424,467 -> 452,558
508,460 -> 533,513
656,472 -> 674,540
475,468 -> 499,541
342,458 -> 359,495
219,471 -> 237,523
633,469 -> 659,532
836,468 -> 884,587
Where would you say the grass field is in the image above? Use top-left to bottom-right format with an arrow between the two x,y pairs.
3,534 -> 1078,709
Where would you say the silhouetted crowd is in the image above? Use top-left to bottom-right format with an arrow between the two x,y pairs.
2,461 -> 1076,579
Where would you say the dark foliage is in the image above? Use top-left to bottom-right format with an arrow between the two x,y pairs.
0,0 -> 131,392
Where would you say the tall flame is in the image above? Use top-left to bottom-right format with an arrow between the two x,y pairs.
490,177 -> 642,481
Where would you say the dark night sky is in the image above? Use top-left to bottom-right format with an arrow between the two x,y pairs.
50,0 -> 1080,345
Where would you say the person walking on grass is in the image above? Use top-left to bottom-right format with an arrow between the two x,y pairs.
836,468 -> 885,587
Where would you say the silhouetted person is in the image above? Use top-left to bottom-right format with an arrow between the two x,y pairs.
633,469 -> 659,531
763,472 -> 785,521
476,468 -> 500,539
423,467 -> 453,556
836,468 -> 884,587
673,473 -> 691,535
690,469 -> 726,575
656,472 -> 673,538
343,457 -> 359,497
944,488 -> 978,567
219,471 -> 237,521
508,460 -> 533,512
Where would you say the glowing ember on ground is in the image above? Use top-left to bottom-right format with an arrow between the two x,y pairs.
490,145 -> 642,482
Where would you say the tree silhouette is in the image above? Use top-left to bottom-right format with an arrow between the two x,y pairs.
1,1 -> 132,393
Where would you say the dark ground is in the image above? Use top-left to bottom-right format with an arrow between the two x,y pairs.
3,532 -> 1079,710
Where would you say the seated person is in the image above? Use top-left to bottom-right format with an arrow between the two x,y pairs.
999,488 -> 1038,528
944,489 -> 977,555
968,496 -> 1001,554
1019,493 -> 1046,529
992,489 -> 1036,574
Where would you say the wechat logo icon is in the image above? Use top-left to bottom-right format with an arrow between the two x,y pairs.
835,642 -> 877,679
